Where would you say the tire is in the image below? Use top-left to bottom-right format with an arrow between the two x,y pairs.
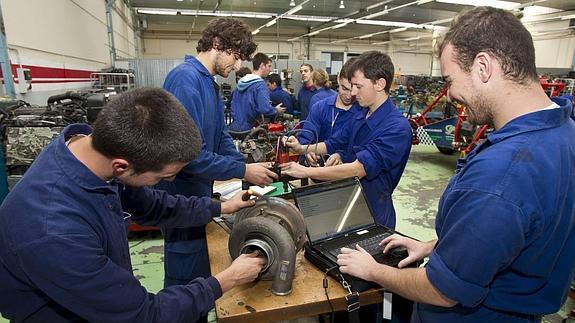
437,146 -> 456,155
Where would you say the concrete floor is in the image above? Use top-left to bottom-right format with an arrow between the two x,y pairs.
0,145 -> 568,322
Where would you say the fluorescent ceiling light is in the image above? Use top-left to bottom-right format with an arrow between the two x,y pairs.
390,27 -> 407,33
560,14 -> 575,20
373,40 -> 391,45
285,4 -> 303,15
435,0 -> 517,10
417,0 -> 434,4
308,31 -> 320,36
252,29 -> 260,35
331,22 -> 349,29
284,15 -> 333,22
137,9 -> 178,15
289,0 -> 296,6
339,0 -> 345,9
264,20 -> 277,27
331,39 -> 348,43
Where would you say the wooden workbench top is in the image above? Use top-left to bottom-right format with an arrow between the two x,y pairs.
206,221 -> 384,323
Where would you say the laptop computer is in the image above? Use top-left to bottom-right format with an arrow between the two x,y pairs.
292,177 -> 412,291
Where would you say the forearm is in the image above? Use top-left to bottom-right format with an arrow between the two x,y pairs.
369,266 -> 456,307
306,160 -> 366,181
299,142 -> 327,156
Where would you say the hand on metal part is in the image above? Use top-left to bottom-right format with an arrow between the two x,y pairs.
380,234 -> 434,268
282,136 -> 303,154
220,190 -> 259,214
279,161 -> 309,178
305,151 -> 322,166
244,163 -> 277,186
215,253 -> 266,293
325,153 -> 342,167
337,245 -> 378,281
275,103 -> 286,114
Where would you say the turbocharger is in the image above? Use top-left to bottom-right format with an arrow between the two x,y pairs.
228,197 -> 307,295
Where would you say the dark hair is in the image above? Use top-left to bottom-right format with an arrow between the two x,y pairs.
267,73 -> 282,87
438,6 -> 538,84
92,87 -> 201,174
300,63 -> 314,71
196,18 -> 258,60
253,53 -> 271,70
236,67 -> 251,79
351,51 -> 394,93
339,57 -> 357,80
312,69 -> 331,88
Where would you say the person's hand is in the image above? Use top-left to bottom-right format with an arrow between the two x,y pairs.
275,103 -> 286,114
215,253 -> 266,292
305,152 -> 321,166
244,163 -> 277,186
379,234 -> 434,268
325,153 -> 342,167
220,190 -> 259,214
279,161 -> 309,178
282,136 -> 302,154
337,245 -> 378,281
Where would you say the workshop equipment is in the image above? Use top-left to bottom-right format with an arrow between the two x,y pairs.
228,197 -> 306,295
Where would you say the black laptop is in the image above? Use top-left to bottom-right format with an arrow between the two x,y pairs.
292,177 -> 412,291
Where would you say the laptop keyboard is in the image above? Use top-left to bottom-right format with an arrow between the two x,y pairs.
328,232 -> 392,258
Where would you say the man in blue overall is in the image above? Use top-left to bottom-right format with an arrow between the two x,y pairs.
282,51 -> 412,229
0,88 -> 265,322
267,73 -> 295,115
337,7 -> 575,323
291,58 -> 361,166
160,17 -> 278,315
297,63 -> 316,120
229,53 -> 285,131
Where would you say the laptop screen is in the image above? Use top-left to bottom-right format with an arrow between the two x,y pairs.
293,178 -> 375,243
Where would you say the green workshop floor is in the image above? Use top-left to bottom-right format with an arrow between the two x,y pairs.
0,145 -> 567,322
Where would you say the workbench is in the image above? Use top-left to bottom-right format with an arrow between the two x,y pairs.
206,221 -> 385,322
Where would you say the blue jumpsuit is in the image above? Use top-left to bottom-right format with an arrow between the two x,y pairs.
308,87 -> 336,115
0,124 -> 225,323
415,98 -> 575,322
270,86 -> 295,114
325,97 -> 412,228
297,85 -> 317,120
161,55 -> 246,287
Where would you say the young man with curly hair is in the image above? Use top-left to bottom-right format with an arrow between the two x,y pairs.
159,18 -> 278,314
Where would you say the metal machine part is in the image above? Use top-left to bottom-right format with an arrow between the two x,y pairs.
228,197 -> 307,295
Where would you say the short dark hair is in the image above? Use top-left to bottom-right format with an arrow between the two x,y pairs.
196,18 -> 257,61
92,87 -> 201,174
236,67 -> 252,79
339,57 -> 357,80
351,51 -> 394,93
253,53 -> 271,70
267,73 -> 282,87
438,6 -> 538,84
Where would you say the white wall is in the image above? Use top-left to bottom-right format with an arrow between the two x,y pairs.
1,0 -> 139,104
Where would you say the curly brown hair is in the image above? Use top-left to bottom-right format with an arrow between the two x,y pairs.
196,18 -> 258,60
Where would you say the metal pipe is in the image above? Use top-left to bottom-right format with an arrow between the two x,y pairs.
106,0 -> 117,66
0,3 -> 16,98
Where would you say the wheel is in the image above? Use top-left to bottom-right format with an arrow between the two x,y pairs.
437,146 -> 456,155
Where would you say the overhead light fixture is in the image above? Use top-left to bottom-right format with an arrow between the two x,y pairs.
331,22 -> 349,29
264,19 -> 277,27
339,0 -> 345,9
390,27 -> 408,33
417,0 -> 434,4
434,0 -> 516,10
289,0 -> 296,6
560,14 -> 575,20
285,4 -> 304,15
252,29 -> 260,35
308,30 -> 320,36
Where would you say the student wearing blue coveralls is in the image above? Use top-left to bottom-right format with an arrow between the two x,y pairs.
266,73 -> 295,114
294,58 -> 360,166
229,53 -> 285,131
225,66 -> 251,110
0,88 -> 265,322
282,51 -> 412,229
297,63 -> 316,120
307,68 -> 337,113
159,17 -> 277,307
337,7 -> 575,323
